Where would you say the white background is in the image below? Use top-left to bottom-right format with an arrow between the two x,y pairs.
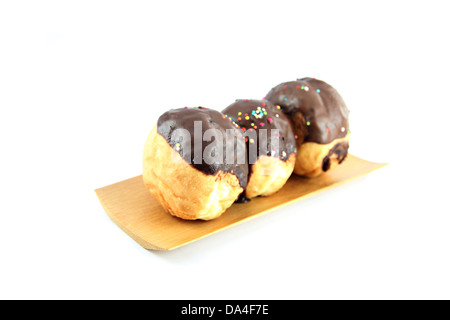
1,0 -> 449,300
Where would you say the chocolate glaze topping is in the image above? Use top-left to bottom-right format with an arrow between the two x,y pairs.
222,99 -> 297,163
223,100 -> 297,203
157,107 -> 248,188
265,78 -> 349,145
322,141 -> 349,172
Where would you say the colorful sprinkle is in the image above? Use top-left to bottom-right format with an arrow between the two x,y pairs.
262,102 -> 266,107
316,89 -> 320,93
284,85 -> 288,89
275,114 -> 279,117
238,112 -> 242,116
260,123 -> 264,127
245,116 -> 250,120
284,97 -> 287,101
326,127 -> 330,132
277,133 -> 281,138
304,86 -> 309,91
242,127 -> 246,132
238,117 -> 242,121
249,138 -> 255,144
276,105 -> 281,109
306,121 -> 311,126
268,118 -> 273,123
295,135 -> 298,139
296,85 -> 300,89
341,127 -> 346,132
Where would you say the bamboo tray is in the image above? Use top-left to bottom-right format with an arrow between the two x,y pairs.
95,154 -> 386,251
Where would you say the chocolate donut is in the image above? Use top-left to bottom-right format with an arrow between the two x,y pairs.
265,78 -> 350,177
143,107 -> 248,220
223,99 -> 297,199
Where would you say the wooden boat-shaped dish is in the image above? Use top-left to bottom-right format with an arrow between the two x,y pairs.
95,154 -> 386,251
